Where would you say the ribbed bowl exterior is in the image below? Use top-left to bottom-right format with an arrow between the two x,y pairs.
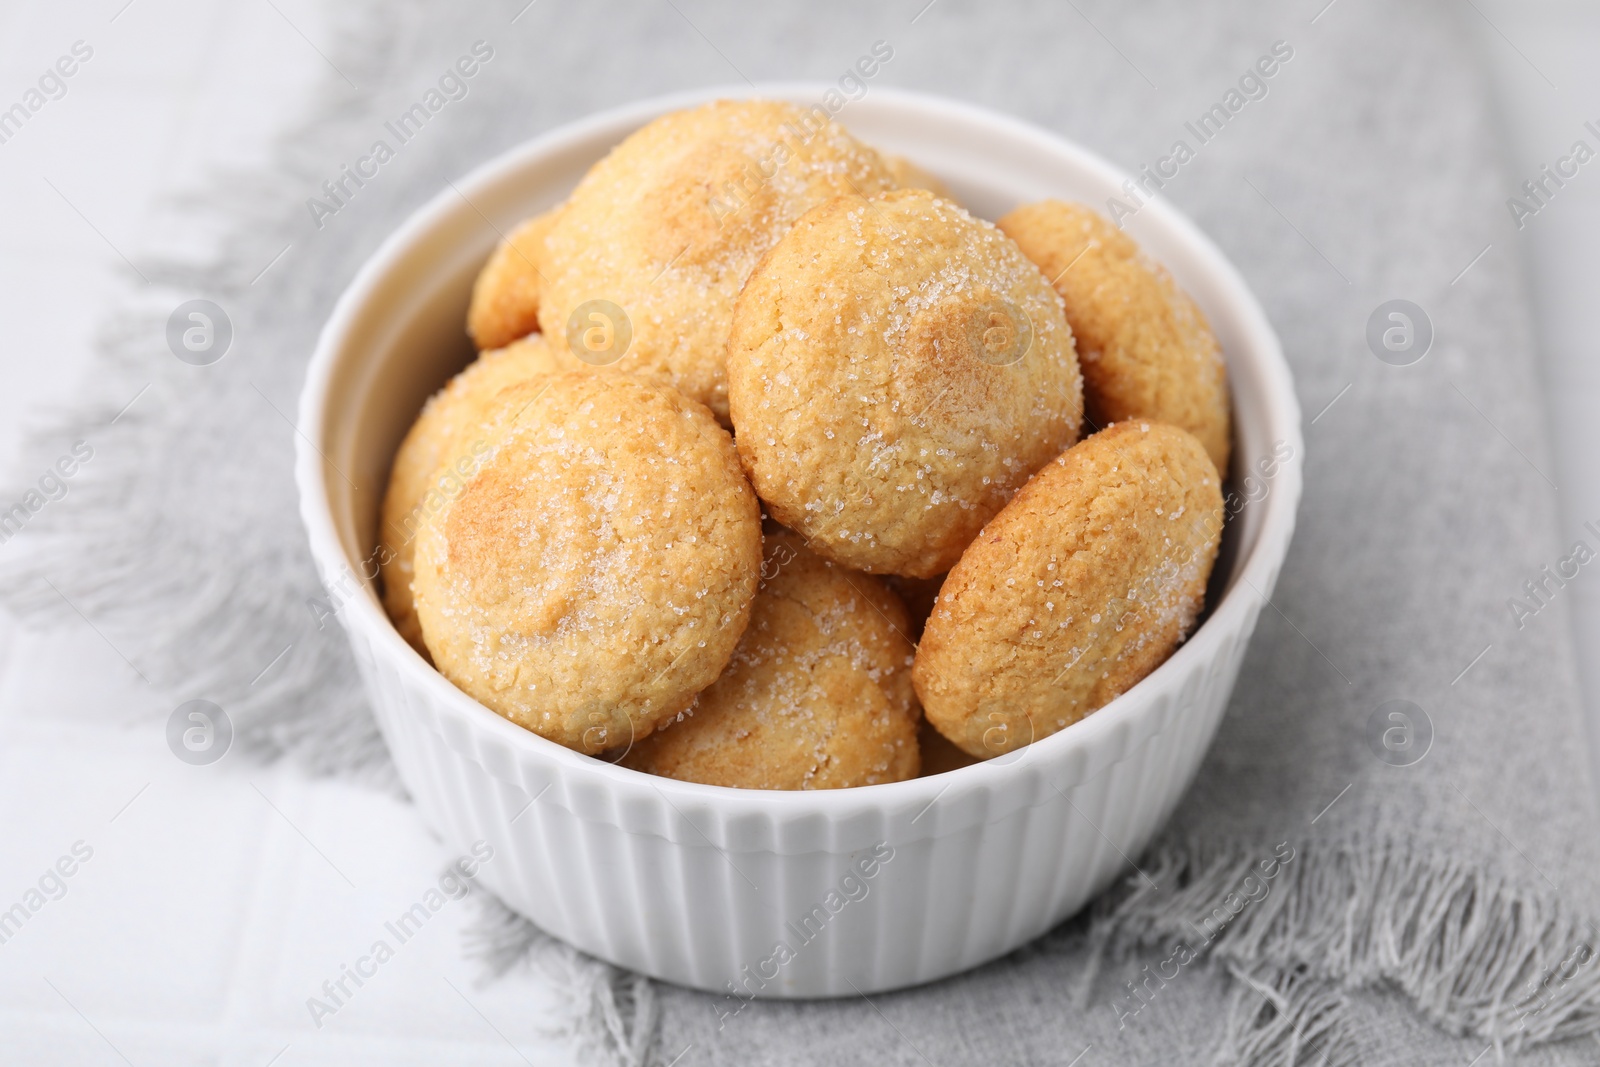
297,86 -> 1302,998
342,594 -> 1263,996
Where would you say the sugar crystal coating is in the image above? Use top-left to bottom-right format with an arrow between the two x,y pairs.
624,531 -> 920,789
728,188 -> 1084,578
468,206 -> 563,351
998,200 -> 1232,473
379,335 -> 570,653
412,373 -> 762,753
537,100 -> 899,421
914,421 -> 1223,757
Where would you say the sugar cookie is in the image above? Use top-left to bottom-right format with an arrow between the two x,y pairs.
537,100 -> 898,420
914,421 -> 1222,758
467,206 -> 561,351
412,374 -> 763,752
728,188 -> 1083,577
997,200 -> 1231,472
379,336 -> 567,652
623,532 -> 919,789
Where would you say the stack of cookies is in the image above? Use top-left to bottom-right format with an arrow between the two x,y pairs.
378,100 -> 1230,790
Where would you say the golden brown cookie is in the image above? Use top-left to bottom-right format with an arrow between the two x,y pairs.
378,336 -> 568,652
412,374 -> 763,753
537,100 -> 898,421
997,200 -> 1231,472
622,531 -> 919,789
467,206 -> 562,351
728,188 -> 1084,578
914,421 -> 1222,758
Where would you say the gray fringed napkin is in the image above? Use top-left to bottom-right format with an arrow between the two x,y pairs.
7,1 -> 1599,1063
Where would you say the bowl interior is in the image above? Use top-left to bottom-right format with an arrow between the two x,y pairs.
303,85 -> 1299,805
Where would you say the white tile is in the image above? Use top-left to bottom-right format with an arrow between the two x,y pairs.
0,739 -> 266,1020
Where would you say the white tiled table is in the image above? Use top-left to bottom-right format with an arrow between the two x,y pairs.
0,3 -> 571,1063
0,2 -> 1595,1063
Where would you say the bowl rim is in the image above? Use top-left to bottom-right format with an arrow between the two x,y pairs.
296,82 -> 1303,825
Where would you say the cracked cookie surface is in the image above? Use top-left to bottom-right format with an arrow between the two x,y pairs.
537,100 -> 898,421
728,188 -> 1083,578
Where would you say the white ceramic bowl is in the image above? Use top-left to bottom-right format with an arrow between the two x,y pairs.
296,85 -> 1302,998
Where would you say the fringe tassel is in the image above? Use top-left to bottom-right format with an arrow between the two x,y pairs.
466,895 -> 659,1066
1218,963 -> 1353,1067
1087,839 -> 1600,1064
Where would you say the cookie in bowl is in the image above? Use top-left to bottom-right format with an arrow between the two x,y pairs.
537,99 -> 898,420
622,531 -> 919,789
411,373 -> 763,753
914,420 -> 1223,758
466,205 -> 563,351
378,334 -> 569,653
298,89 -> 1303,999
727,188 -> 1083,578
998,200 -> 1232,472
